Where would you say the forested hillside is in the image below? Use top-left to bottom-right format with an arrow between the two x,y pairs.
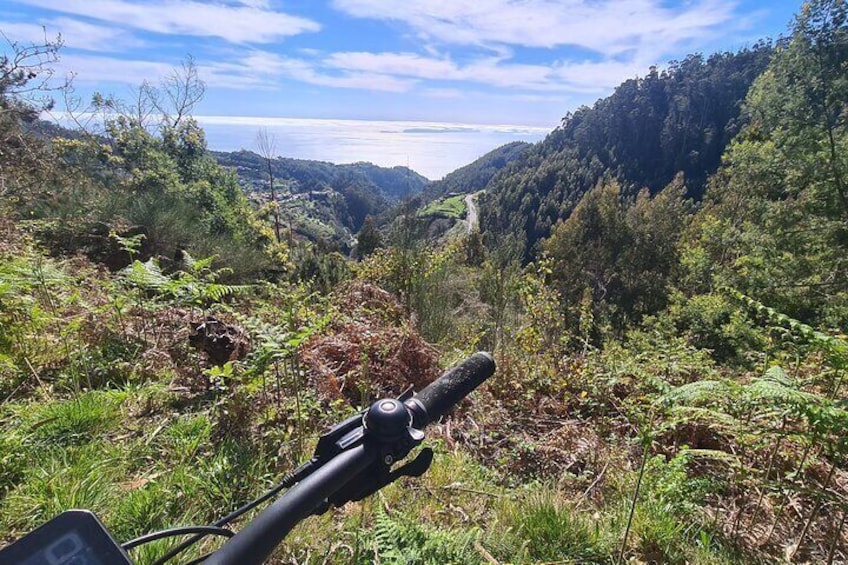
214,149 -> 428,203
480,44 -> 774,259
2,2 -> 848,564
213,150 -> 428,247
424,141 -> 531,198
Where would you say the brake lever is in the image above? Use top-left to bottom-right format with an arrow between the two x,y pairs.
311,447 -> 433,514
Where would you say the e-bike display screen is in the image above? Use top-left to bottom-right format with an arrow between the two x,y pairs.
0,510 -> 132,565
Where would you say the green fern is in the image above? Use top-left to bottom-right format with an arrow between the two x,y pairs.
371,507 -> 480,565
118,258 -> 248,307
119,258 -> 169,292
667,405 -> 742,435
745,365 -> 818,408
726,287 -> 848,369
373,507 -> 420,564
659,380 -> 734,407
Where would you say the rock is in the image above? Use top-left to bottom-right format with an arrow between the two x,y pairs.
189,317 -> 250,366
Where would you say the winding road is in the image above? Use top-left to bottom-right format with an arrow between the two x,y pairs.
465,193 -> 479,233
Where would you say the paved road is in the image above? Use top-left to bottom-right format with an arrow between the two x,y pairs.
465,193 -> 478,233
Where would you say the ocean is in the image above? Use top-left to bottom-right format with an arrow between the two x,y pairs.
194,116 -> 550,180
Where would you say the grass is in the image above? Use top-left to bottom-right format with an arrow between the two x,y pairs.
418,194 -> 467,219
0,221 -> 834,565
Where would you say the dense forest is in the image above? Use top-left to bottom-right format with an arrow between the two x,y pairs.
479,43 -> 775,260
2,1 -> 848,564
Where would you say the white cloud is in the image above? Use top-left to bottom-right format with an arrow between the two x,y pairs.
233,0 -> 271,8
210,50 -> 416,92
332,0 -> 736,56
56,50 -> 416,93
56,54 -> 175,85
49,17 -> 145,51
0,17 -> 143,52
0,21 -> 61,45
422,88 -> 465,99
326,52 -> 457,81
14,0 -> 320,44
326,0 -> 742,95
325,52 -> 551,89
324,50 -> 641,92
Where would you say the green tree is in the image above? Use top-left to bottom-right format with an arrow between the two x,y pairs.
256,127 -> 282,243
746,0 -> 848,219
355,215 -> 382,258
37,58 -> 277,279
479,44 -> 772,261
0,32 -> 63,202
683,0 -> 848,327
545,177 -> 689,337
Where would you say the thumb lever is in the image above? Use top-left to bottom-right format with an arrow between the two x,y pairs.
326,448 -> 434,507
390,448 -> 433,479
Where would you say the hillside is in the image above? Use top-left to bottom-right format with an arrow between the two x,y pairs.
214,150 -> 429,202
425,141 -> 531,198
479,45 -> 774,259
213,150 -> 429,247
389,142 -> 532,245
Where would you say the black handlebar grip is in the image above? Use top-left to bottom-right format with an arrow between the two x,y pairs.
411,352 -> 495,427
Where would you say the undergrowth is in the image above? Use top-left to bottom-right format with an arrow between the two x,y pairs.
2,211 -> 847,564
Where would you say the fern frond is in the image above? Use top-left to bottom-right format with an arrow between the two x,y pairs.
762,365 -> 793,387
725,287 -> 848,368
668,405 -> 742,434
659,380 -> 733,406
746,368 -> 817,407
119,258 -> 169,291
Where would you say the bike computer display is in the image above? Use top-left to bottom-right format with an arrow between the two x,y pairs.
0,510 -> 132,565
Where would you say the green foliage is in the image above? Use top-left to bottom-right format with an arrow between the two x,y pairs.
0,34 -> 62,203
370,507 -> 480,565
119,256 -> 248,309
29,390 -> 126,447
512,496 -> 608,562
425,141 -> 530,198
4,63 -> 279,280
480,46 -> 773,260
544,176 -> 691,338
418,194 -> 467,220
729,288 -> 848,370
213,149 -> 428,248
357,218 -> 483,346
1,442 -> 126,532
355,215 -> 383,258
662,290 -> 767,364
3,7 -> 848,563
215,150 -> 428,203
683,0 -> 848,329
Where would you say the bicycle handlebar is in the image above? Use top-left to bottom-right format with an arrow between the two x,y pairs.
204,446 -> 375,565
2,353 -> 496,565
408,351 -> 495,427
205,351 -> 496,565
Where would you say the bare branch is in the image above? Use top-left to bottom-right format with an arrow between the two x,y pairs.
256,127 -> 282,243
153,55 -> 205,128
0,28 -> 65,114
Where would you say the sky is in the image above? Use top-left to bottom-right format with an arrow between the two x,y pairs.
1,0 -> 803,178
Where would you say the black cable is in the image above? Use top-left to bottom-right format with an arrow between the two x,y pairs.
150,461 -> 315,565
122,526 -> 234,551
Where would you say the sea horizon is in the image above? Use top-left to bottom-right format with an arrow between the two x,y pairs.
195,115 -> 551,180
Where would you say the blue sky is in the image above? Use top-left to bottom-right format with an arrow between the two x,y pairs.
1,0 -> 803,127
1,1 -> 803,176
